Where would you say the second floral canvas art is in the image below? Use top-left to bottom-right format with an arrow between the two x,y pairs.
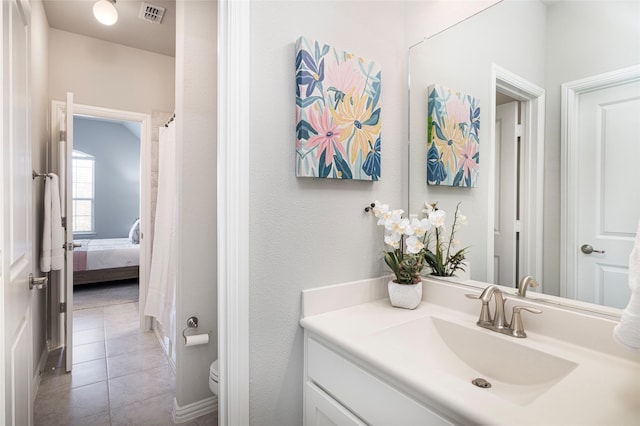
295,36 -> 382,181
427,84 -> 480,187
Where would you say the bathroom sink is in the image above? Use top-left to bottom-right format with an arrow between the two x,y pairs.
366,316 -> 578,405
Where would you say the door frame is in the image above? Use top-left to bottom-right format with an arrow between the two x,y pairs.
494,101 -> 520,287
217,0 -> 250,424
560,64 -> 640,299
488,64 -> 545,288
49,100 -> 152,348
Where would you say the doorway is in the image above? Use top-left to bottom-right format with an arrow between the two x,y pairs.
49,100 -> 152,369
489,65 -> 545,290
494,95 -> 523,287
71,115 -> 142,309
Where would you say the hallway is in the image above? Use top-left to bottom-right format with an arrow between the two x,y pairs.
33,283 -> 216,425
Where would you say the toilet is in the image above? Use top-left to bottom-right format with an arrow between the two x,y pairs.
209,360 -> 219,395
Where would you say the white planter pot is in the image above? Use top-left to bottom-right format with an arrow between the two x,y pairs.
429,275 -> 460,282
387,280 -> 423,309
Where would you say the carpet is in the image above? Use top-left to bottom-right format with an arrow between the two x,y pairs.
73,279 -> 139,311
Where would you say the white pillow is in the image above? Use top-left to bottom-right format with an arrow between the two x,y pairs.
129,218 -> 141,244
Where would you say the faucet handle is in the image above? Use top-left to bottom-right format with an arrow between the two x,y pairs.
510,306 -> 542,338
465,294 -> 492,325
513,306 -> 542,314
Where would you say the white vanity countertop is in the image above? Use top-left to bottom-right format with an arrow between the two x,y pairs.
300,278 -> 640,426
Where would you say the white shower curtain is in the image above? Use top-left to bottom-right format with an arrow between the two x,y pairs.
145,121 -> 177,353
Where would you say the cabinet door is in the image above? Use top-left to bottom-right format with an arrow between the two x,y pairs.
305,382 -> 366,426
307,338 -> 453,425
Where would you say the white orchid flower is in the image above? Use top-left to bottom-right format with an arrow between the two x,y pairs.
383,213 -> 399,230
384,232 -> 401,249
456,209 -> 468,225
429,209 -> 447,229
385,215 -> 409,235
422,202 -> 434,216
406,236 -> 425,254
404,223 -> 415,237
410,217 -> 431,237
452,239 -> 460,247
372,201 -> 389,219
378,213 -> 393,225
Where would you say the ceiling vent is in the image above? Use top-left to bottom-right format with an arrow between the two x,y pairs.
139,2 -> 165,24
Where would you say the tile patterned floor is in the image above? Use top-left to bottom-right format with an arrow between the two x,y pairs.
34,296 -> 217,425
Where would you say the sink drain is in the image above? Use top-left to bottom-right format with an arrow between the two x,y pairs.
472,378 -> 492,388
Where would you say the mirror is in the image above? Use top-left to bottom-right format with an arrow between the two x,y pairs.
409,0 -> 640,313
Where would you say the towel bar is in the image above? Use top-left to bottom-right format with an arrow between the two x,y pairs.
32,170 -> 50,180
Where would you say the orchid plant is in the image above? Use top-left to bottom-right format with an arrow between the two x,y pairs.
421,201 -> 468,277
369,201 -> 468,282
369,202 -> 428,285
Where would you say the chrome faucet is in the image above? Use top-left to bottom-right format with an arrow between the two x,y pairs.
518,275 -> 539,297
467,285 -> 542,338
478,285 -> 508,330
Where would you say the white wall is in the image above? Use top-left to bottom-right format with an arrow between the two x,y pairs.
408,0 -> 547,281
404,0 -> 500,46
249,1 -> 405,424
48,28 -> 175,114
542,1 -> 640,295
29,0 -> 49,378
174,0 -> 218,410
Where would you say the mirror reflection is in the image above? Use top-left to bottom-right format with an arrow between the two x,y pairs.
409,0 -> 640,311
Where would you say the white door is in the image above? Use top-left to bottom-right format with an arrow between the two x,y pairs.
61,93 -> 75,371
575,80 -> 640,308
1,0 -> 33,423
494,102 -> 519,287
49,95 -> 76,371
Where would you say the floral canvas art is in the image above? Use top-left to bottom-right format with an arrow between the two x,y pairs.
427,84 -> 480,187
295,36 -> 381,180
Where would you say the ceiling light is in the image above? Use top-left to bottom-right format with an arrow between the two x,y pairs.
93,0 -> 118,26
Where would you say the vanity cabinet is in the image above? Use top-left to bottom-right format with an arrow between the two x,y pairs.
304,334 -> 452,426
305,382 -> 366,426
301,278 -> 640,426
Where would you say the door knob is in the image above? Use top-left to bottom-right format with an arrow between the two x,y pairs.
581,244 -> 605,254
29,273 -> 48,290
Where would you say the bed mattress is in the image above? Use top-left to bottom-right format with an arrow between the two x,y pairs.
73,238 -> 140,271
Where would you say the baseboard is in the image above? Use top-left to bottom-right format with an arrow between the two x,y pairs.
32,345 -> 50,401
151,325 -> 176,374
173,395 -> 217,424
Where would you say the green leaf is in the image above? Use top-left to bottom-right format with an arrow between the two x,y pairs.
296,119 -> 318,141
333,153 -> 353,179
318,151 -> 331,178
384,251 -> 401,277
362,108 -> 380,126
296,96 -> 323,109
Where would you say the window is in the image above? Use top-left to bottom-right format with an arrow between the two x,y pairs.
72,150 -> 95,233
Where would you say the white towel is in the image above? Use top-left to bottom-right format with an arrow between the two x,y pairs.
40,173 -> 64,272
613,217 -> 640,351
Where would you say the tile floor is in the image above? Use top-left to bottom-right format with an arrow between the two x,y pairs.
34,294 -> 217,425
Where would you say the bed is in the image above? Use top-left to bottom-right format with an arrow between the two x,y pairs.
73,238 -> 140,285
